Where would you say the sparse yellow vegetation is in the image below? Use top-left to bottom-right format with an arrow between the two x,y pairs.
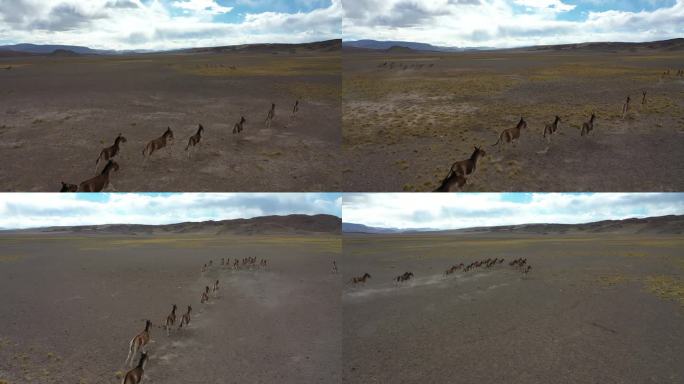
598,274 -> 630,286
0,254 -> 23,262
644,275 -> 684,306
173,55 -> 339,77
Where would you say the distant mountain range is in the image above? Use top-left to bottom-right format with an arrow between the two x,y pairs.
342,223 -> 439,234
343,215 -> 684,235
1,214 -> 341,236
343,39 -> 476,52
0,43 -> 115,55
0,39 -> 341,58
343,38 -> 684,53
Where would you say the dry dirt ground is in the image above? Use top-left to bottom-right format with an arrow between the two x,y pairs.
342,50 -> 684,191
0,234 -> 341,384
0,51 -> 340,192
342,232 -> 684,384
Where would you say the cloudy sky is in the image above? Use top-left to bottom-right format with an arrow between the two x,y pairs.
343,0 -> 684,48
0,193 -> 341,229
343,193 -> 684,229
0,0 -> 341,50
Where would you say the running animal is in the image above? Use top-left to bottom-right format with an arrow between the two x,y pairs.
292,100 -> 299,118
95,133 -> 126,172
163,304 -> 177,335
581,112 -> 596,137
142,127 -> 174,158
621,96 -> 631,119
351,273 -> 371,284
179,305 -> 192,329
122,352 -> 148,384
264,103 -> 275,129
59,181 -> 78,192
78,160 -> 119,192
233,116 -> 246,134
396,272 -> 414,283
449,146 -> 486,177
492,117 -> 527,147
543,116 -> 560,142
185,124 -> 204,155
125,320 -> 151,367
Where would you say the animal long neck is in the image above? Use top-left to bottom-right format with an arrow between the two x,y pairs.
144,322 -> 150,332
114,136 -> 122,146
101,162 -> 113,176
137,355 -> 146,368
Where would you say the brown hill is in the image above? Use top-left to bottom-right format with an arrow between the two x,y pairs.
11,214 -> 340,236
344,215 -> 684,236
0,50 -> 36,58
522,38 -> 684,53
448,215 -> 684,235
184,39 -> 341,55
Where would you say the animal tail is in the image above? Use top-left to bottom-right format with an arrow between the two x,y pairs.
491,133 -> 502,147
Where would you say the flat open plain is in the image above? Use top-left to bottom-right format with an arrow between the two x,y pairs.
342,48 -> 684,191
342,232 -> 684,383
0,233 -> 341,383
0,46 -> 340,191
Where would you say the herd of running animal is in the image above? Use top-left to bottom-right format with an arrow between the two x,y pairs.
434,87 -> 660,191
439,65 -> 684,191
121,256 -> 268,384
59,100 -> 300,192
201,256 -> 269,273
349,257 -> 532,286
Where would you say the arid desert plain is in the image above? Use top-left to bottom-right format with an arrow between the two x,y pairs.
0,216 -> 341,383
342,217 -> 684,383
342,42 -> 684,191
0,40 -> 341,192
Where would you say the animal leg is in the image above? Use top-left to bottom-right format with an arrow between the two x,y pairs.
126,343 -> 137,366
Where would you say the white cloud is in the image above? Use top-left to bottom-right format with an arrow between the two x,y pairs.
514,0 -> 575,12
171,0 -> 233,15
0,193 -> 342,229
342,0 -> 684,48
0,0 -> 341,50
342,193 -> 684,229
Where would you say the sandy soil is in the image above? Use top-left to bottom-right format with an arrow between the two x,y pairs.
0,234 -> 341,383
0,51 -> 340,192
342,50 -> 684,191
341,232 -> 684,383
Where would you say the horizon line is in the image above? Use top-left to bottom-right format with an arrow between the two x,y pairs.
342,213 -> 681,232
